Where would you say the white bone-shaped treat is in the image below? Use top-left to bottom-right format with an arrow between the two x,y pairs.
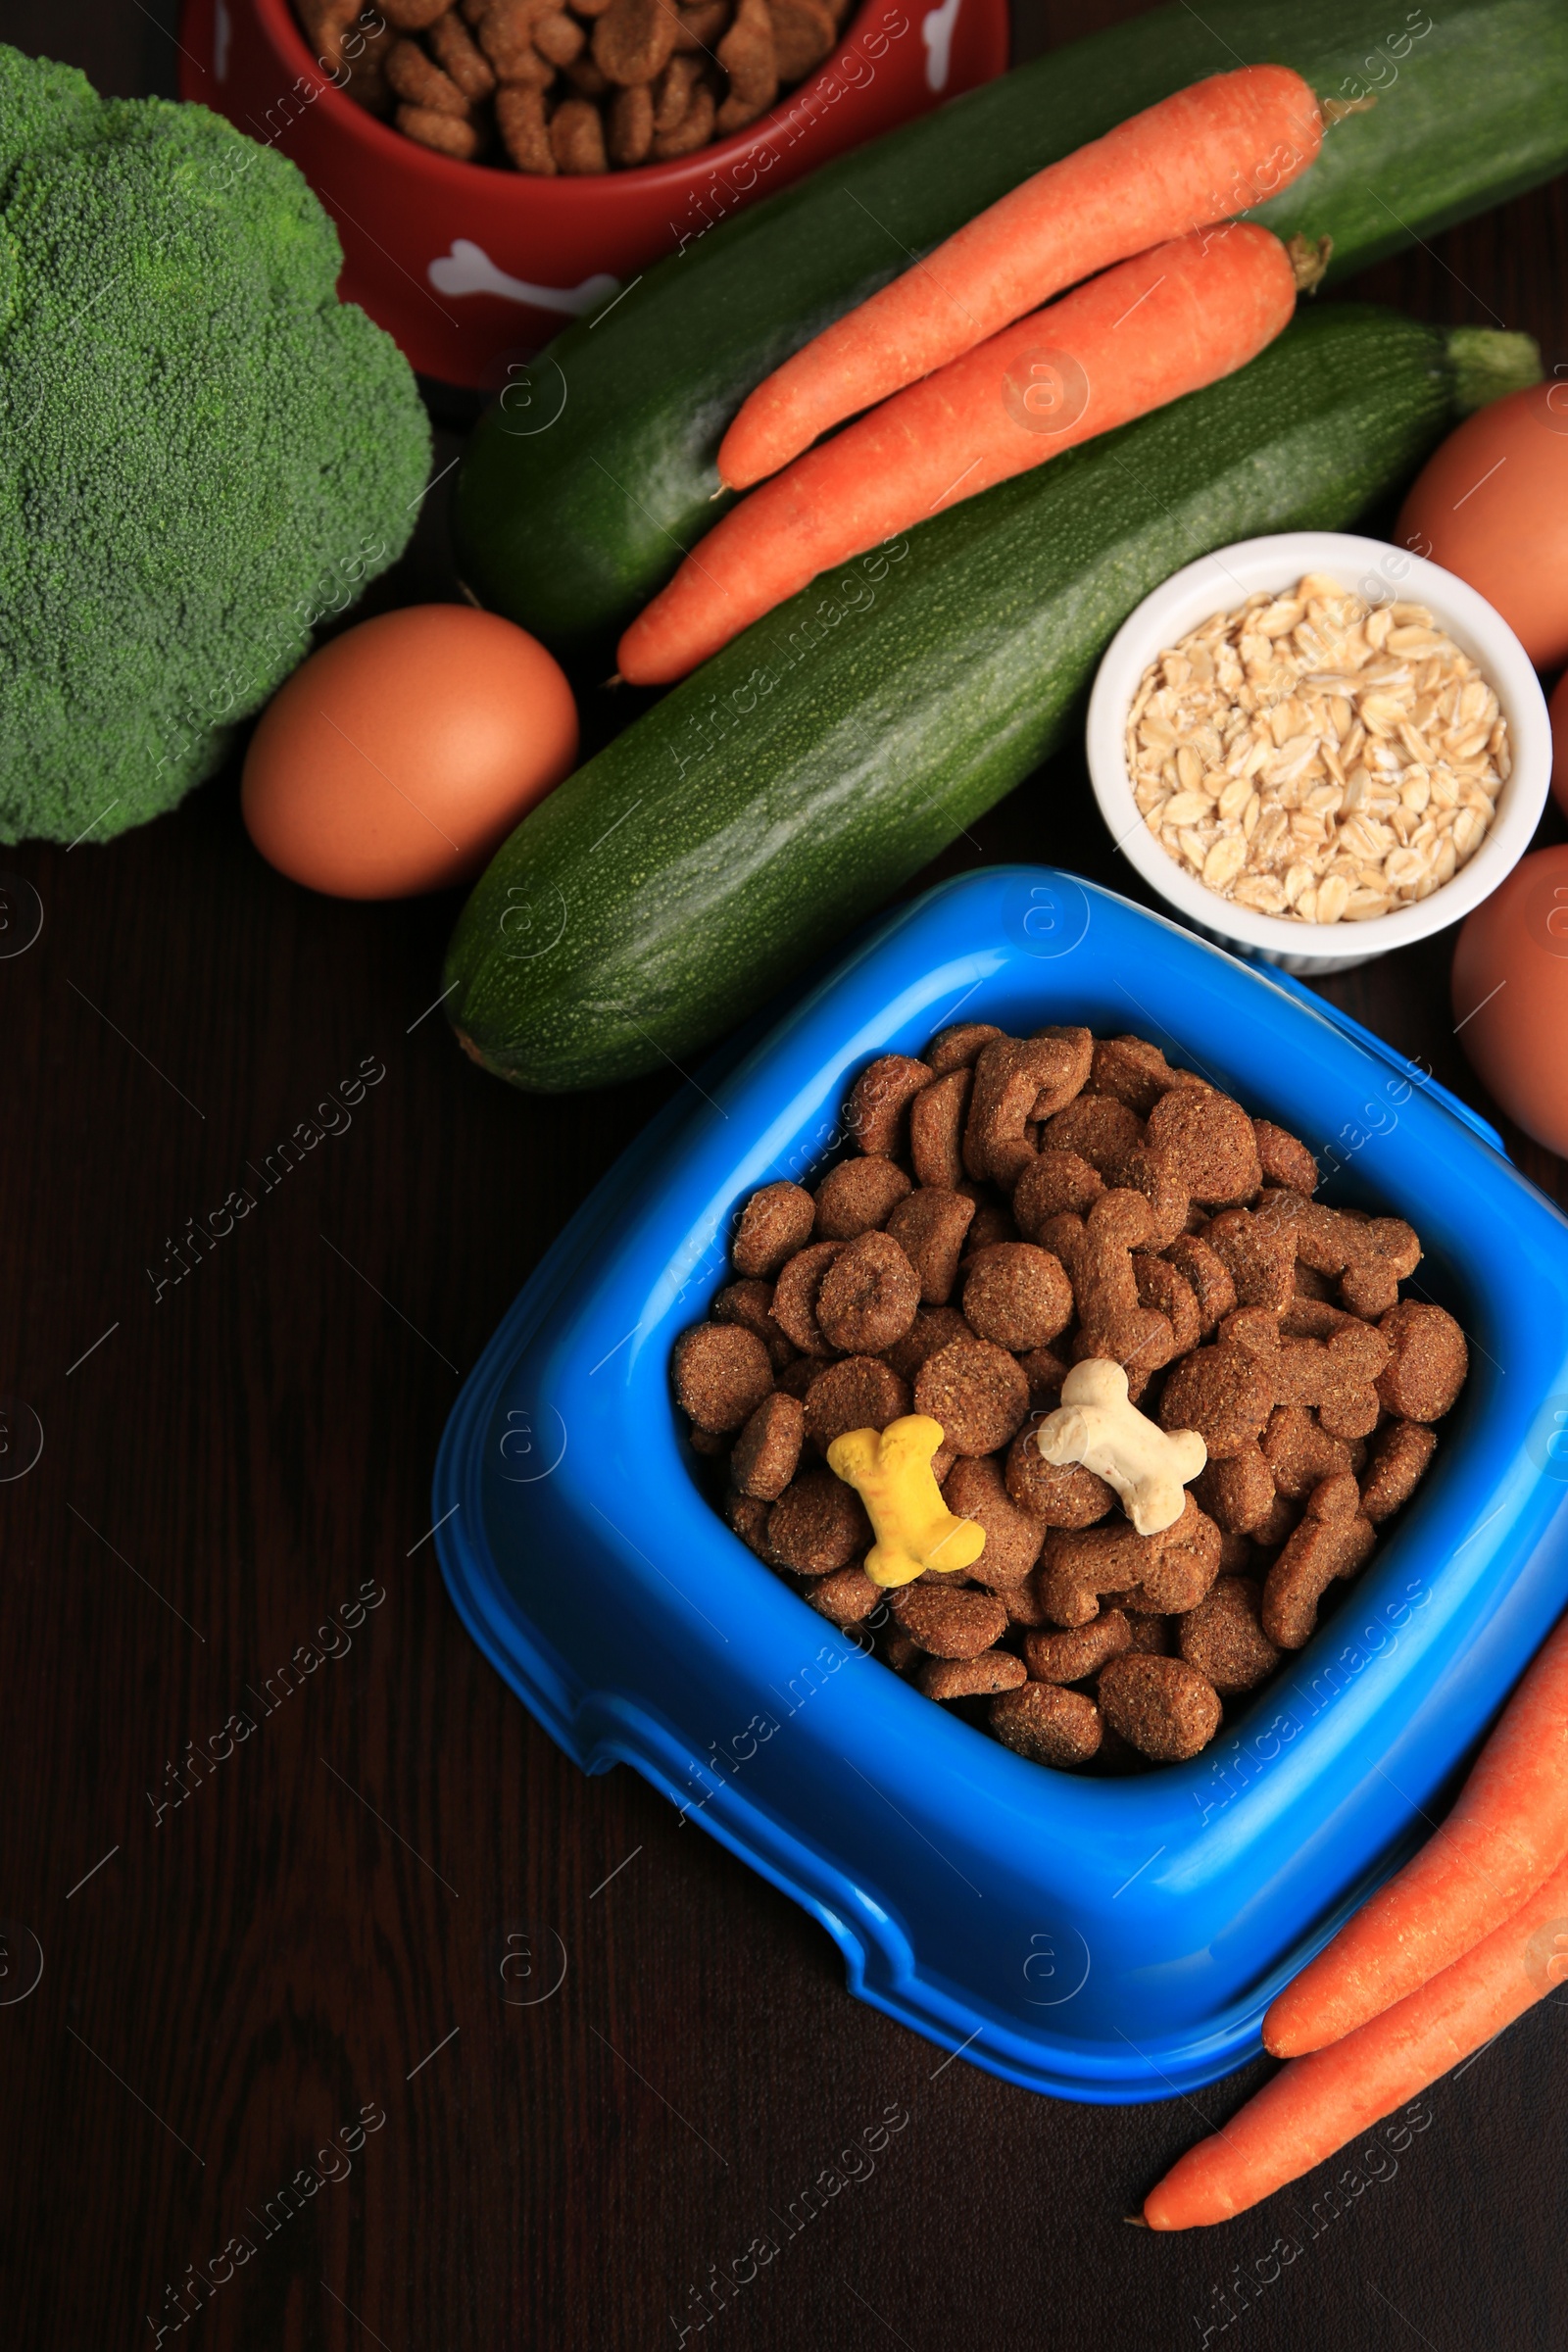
1033,1358 -> 1207,1537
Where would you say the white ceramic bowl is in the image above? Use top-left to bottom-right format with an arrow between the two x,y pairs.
1085,531 -> 1551,976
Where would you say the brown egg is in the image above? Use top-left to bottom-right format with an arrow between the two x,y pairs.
1451,846 -> 1568,1154
242,606 -> 578,899
1552,668 -> 1568,820
1397,384 -> 1568,671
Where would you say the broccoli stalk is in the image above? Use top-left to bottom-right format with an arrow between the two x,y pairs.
0,45 -> 431,844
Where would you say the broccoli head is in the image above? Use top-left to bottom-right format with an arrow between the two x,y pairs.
0,45 -> 431,844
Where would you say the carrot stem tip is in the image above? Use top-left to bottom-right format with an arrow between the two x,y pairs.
1287,232 -> 1333,293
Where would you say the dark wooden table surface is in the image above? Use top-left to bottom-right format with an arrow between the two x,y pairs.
3,5 -> 1566,2348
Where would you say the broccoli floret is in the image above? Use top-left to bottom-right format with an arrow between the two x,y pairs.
0,45 -> 431,844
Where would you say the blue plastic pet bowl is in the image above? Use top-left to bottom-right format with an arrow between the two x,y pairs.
432,868 -> 1568,2101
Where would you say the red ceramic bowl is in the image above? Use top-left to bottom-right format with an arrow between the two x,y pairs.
179,0 -> 1008,386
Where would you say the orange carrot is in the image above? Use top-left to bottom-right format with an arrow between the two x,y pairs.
716,65 -> 1321,492
1145,1846 -> 1568,2229
1266,1612 -> 1568,2057
619,223 -> 1298,686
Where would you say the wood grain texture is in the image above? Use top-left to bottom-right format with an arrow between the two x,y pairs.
0,4 -> 1564,2348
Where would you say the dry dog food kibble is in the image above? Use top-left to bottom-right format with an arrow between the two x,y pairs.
814,1230 -> 920,1353
730,1389 -> 804,1499
733,1179 -> 815,1277
766,1465 -> 869,1574
991,1681 -> 1103,1767
295,0 -> 852,173
917,1649 -> 1028,1700
671,1025 -> 1468,1771
672,1321 -> 773,1431
913,1336 -> 1030,1456
804,1356 -> 909,1456
1098,1653 -> 1223,1763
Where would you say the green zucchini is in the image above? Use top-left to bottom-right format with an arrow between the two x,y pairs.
445,309 -> 1538,1093
454,0 -> 1568,654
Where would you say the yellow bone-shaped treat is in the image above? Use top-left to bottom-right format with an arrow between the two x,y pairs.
826,1414 -> 986,1590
